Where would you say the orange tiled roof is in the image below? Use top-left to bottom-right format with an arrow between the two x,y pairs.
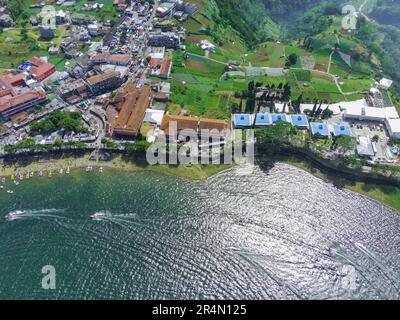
113,83 -> 152,136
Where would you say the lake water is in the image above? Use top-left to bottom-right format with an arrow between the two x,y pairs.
0,163 -> 399,299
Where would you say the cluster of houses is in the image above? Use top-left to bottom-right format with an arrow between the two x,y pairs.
0,56 -> 58,121
156,0 -> 197,21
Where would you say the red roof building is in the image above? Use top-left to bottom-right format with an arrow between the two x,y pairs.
28,56 -> 56,81
0,91 -> 47,120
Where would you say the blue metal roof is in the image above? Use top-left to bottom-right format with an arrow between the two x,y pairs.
255,113 -> 271,126
234,114 -> 252,127
290,114 -> 309,127
333,123 -> 352,137
311,122 -> 330,137
271,114 -> 289,123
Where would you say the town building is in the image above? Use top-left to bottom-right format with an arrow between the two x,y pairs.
91,53 -> 131,66
161,115 -> 229,141
385,118 -> 400,139
86,71 -> 123,96
39,25 -> 55,40
148,32 -> 180,49
311,122 -> 330,138
148,58 -> 172,79
58,79 -> 88,103
378,78 -> 393,91
28,56 -> 56,81
56,10 -> 70,25
0,90 -> 47,120
113,83 -> 152,138
357,136 -> 376,157
156,2 -> 175,18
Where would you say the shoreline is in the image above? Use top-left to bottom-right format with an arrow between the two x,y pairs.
1,153 -> 399,213
0,154 -> 233,181
260,153 -> 400,213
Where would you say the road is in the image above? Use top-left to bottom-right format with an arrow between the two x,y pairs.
186,52 -> 228,66
359,0 -> 373,23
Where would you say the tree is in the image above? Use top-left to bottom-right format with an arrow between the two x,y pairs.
286,53 -> 298,67
282,83 -> 291,101
294,94 -> 303,113
335,136 -> 357,153
54,138 -> 63,149
372,135 -> 380,143
245,81 -> 256,113
255,122 -> 294,154
322,108 -> 333,119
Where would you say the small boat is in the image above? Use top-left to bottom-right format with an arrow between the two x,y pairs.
59,168 -> 64,174
38,171 -> 43,177
11,175 -> 15,180
14,180 -> 19,186
25,173 -> 30,180
19,174 -> 23,181
99,167 -> 103,173
6,190 -> 14,194
30,172 -> 34,178
5,210 -> 22,220
48,171 -> 53,178
66,167 -> 70,174
323,247 -> 332,256
86,166 -> 93,172
0,185 -> 4,189
90,212 -> 106,221
1,177 -> 5,184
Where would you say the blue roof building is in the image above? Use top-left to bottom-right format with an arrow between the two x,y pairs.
333,123 -> 352,137
271,114 -> 289,124
290,114 -> 309,128
255,113 -> 272,126
311,122 -> 330,138
233,114 -> 252,128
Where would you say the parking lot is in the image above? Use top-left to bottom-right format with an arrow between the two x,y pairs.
348,120 -> 390,161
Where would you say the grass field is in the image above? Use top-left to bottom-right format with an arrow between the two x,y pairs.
340,79 -> 374,93
248,42 -> 286,67
0,26 -> 70,69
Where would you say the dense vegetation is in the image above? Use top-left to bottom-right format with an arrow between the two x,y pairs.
29,110 -> 88,136
370,0 -> 400,25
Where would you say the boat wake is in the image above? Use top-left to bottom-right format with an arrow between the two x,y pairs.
90,211 -> 137,221
4,209 -> 65,221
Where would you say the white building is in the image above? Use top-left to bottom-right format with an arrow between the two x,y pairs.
386,118 -> 400,139
199,40 -> 216,52
378,78 -> 393,91
344,105 -> 399,122
88,24 -> 98,36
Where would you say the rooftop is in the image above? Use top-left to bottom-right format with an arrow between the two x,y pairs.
311,122 -> 330,137
255,113 -> 271,126
271,114 -> 289,123
113,83 -> 152,136
357,136 -> 375,157
290,114 -> 309,127
233,114 -> 252,127
332,123 -> 352,137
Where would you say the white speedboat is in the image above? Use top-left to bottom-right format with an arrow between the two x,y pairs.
7,190 -> 14,194
5,210 -> 22,221
90,212 -> 107,221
